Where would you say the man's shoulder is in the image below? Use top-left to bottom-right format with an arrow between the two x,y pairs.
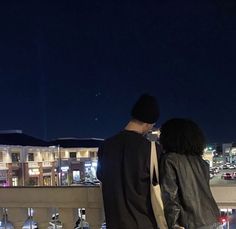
105,131 -> 123,140
101,130 -> 149,148
100,131 -> 125,147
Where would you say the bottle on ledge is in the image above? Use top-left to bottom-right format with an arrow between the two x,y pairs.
75,209 -> 90,229
100,221 -> 106,229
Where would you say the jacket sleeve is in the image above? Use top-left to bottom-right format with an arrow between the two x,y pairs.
160,155 -> 183,229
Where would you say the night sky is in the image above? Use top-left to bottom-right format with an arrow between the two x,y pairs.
0,1 -> 236,143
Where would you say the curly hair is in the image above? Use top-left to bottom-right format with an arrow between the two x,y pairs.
160,118 -> 206,156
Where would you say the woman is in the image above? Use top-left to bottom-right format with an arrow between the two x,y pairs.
159,118 -> 222,229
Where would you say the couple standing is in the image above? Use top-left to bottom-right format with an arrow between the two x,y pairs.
96,94 -> 222,229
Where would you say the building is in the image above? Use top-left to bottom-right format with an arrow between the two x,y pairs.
0,130 -> 51,186
222,143 -> 236,163
203,147 -> 214,167
49,138 -> 104,186
0,130 -> 103,186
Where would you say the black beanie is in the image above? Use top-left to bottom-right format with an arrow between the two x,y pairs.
131,94 -> 160,124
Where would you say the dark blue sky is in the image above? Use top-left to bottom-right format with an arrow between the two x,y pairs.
0,1 -> 236,143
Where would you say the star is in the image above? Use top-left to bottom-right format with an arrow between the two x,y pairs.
95,92 -> 101,97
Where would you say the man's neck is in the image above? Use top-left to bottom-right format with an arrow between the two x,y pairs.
124,121 -> 145,134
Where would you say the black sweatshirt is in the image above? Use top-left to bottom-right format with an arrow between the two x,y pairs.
97,130 -> 158,229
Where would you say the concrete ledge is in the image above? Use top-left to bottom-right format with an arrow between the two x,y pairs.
0,186 -> 235,228
0,186 -> 104,229
0,186 -> 103,208
211,186 -> 236,208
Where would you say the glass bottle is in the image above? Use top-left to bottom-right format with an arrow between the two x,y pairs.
100,221 -> 106,229
0,208 -> 14,229
76,209 -> 90,229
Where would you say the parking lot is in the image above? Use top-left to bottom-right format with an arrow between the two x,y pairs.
209,165 -> 236,228
210,168 -> 236,186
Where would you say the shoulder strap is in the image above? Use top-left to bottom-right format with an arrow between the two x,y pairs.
150,141 -> 159,183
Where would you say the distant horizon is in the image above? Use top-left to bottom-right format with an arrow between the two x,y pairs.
0,128 -> 235,145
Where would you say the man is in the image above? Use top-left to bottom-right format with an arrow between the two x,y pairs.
97,94 -> 160,229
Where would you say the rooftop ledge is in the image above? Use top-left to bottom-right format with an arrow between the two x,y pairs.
0,186 -> 235,228
210,186 -> 236,208
0,186 -> 104,229
0,186 -> 103,208
0,185 -> 235,208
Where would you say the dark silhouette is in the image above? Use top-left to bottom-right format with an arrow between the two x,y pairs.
97,94 -> 160,229
160,118 -> 221,229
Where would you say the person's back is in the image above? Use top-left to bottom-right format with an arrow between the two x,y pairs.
160,152 -> 220,229
97,130 -> 157,229
97,94 -> 160,229
159,118 -> 221,229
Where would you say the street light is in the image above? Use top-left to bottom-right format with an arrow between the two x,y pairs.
19,159 -> 25,186
57,145 -> 62,186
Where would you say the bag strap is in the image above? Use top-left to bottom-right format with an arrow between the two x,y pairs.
150,141 -> 159,183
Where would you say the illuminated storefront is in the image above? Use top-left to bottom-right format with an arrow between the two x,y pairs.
60,165 -> 70,186
71,161 -> 84,184
0,163 -> 8,186
203,148 -> 214,167
42,161 -> 53,186
230,148 -> 236,164
0,132 -> 103,186
10,163 -> 21,186
84,160 -> 97,182
28,162 -> 40,186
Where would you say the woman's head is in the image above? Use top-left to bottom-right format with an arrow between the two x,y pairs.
160,118 -> 206,156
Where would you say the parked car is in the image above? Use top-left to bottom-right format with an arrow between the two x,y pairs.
222,165 -> 228,170
223,173 -> 232,180
212,167 -> 220,174
232,172 -> 236,179
210,173 -> 214,179
209,168 -> 216,176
